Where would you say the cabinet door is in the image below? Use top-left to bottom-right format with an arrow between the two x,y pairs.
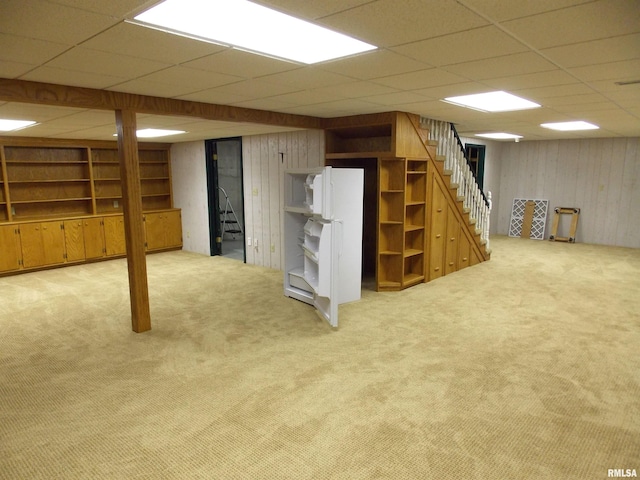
64,219 -> 86,262
458,230 -> 471,272
83,217 -> 106,259
104,215 -> 126,256
444,206 -> 459,275
145,210 -> 182,251
20,223 -> 45,268
0,225 -> 22,272
163,210 -> 183,248
22,222 -> 65,268
41,221 -> 66,266
429,177 -> 448,280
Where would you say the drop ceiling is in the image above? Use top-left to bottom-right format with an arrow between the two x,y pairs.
0,0 -> 639,142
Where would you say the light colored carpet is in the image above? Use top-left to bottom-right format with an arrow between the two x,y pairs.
0,236 -> 638,479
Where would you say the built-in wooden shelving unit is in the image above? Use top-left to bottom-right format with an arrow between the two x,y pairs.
0,137 -> 181,276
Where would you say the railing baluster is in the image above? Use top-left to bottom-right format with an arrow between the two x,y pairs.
421,116 -> 492,252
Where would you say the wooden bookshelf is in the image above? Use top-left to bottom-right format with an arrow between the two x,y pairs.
0,138 -> 181,276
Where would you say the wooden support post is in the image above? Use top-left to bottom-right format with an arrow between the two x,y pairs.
115,109 -> 151,333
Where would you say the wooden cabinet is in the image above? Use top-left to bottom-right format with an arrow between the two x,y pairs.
20,221 -> 66,268
458,230 -> 471,272
144,210 -> 182,251
0,225 -> 21,272
0,138 -> 181,277
445,206 -> 459,275
83,217 -> 106,259
63,219 -> 86,262
429,173 -> 448,281
103,216 -> 125,256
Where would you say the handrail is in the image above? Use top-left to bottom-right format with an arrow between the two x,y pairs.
420,117 -> 492,252
449,123 -> 489,208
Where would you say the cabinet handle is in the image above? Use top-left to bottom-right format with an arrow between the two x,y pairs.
436,234 -> 441,238
449,262 -> 454,266
463,257 -> 468,262
450,237 -> 455,241
434,267 -> 440,271
437,208 -> 443,212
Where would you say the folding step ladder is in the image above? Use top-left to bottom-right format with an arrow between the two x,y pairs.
219,187 -> 243,240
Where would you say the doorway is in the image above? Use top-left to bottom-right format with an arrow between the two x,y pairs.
205,137 -> 245,261
325,158 -> 377,289
464,143 -> 486,191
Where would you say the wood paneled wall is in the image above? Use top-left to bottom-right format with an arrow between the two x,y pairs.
242,130 -> 324,269
497,137 -> 640,248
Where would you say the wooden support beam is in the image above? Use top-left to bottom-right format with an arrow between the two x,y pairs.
115,109 -> 151,333
0,78 -> 323,130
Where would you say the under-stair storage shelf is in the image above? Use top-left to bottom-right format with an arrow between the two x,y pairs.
324,112 -> 489,292
0,138 -> 181,276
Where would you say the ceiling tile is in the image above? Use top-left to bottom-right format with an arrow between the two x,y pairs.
21,66 -> 129,89
183,50 -> 299,79
312,81 -> 397,99
48,0 -> 155,17
133,66 -> 242,91
459,0 -> 596,22
541,33 -> 640,68
512,83 -> 597,102
0,103 -> 87,120
360,91 -> 431,106
443,52 -> 557,79
318,50 -> 429,80
392,26 -> 529,67
413,81 -> 497,100
569,60 -> 640,83
0,0 -> 118,44
501,0 -> 640,49
319,0 -> 488,47
253,0 -> 371,20
107,79 -> 203,98
0,33 -> 69,65
264,89 -> 348,107
80,22 -> 225,64
211,79 -> 301,99
373,68 -> 469,90
260,68 -> 354,90
0,61 -> 37,79
481,70 -> 578,91
174,89 -> 252,105
44,47 -> 172,78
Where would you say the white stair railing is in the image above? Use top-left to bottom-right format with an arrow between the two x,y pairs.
421,117 -> 492,252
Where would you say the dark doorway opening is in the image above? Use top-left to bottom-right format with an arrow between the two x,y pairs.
205,137 -> 245,261
464,143 -> 486,191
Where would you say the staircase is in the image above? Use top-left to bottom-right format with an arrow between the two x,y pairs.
323,111 -> 491,291
420,117 -> 492,256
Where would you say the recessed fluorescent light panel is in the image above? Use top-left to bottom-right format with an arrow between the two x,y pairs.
113,129 -> 186,138
475,132 -> 523,140
540,121 -> 599,131
0,119 -> 37,131
131,0 -> 377,64
443,91 -> 541,112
